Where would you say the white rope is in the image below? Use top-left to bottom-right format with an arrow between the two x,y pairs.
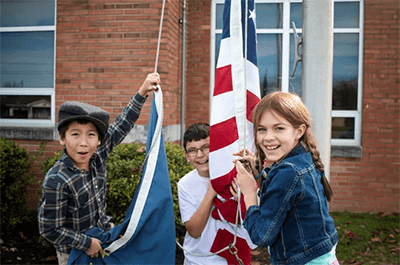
237,0 -> 249,229
243,0 -> 248,155
141,0 -> 166,168
176,191 -> 243,257
176,1 -> 249,264
154,0 -> 166,73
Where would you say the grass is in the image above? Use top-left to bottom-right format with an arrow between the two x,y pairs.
1,211 -> 399,265
332,211 -> 400,265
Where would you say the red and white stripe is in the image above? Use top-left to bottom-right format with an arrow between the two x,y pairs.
208,0 -> 260,263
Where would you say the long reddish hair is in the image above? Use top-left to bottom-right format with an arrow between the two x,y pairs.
252,92 -> 333,202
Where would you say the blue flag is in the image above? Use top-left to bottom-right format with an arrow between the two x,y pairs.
68,88 -> 176,264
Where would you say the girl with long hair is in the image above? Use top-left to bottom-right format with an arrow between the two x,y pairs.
233,92 -> 338,264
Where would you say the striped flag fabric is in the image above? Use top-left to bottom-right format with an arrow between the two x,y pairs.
209,0 -> 260,263
67,88 -> 176,265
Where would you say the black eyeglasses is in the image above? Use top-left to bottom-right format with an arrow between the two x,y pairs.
186,145 -> 210,157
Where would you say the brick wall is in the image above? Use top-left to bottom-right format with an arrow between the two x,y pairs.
56,0 -> 182,126
17,0 -> 184,209
329,0 -> 400,213
184,0 -> 211,126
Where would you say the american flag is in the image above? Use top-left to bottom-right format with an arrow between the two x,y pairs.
209,0 -> 260,263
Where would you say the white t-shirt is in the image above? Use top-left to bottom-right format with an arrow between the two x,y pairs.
177,170 -> 228,265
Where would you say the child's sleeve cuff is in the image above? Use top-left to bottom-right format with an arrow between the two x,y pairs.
133,92 -> 147,103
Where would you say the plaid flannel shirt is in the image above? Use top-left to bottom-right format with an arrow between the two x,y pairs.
38,93 -> 146,254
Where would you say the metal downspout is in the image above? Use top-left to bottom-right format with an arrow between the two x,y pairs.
180,0 -> 187,146
301,0 -> 334,178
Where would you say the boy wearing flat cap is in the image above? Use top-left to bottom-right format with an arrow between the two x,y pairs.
38,73 -> 160,265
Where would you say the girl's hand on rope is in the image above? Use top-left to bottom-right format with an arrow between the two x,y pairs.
233,148 -> 258,177
233,148 -> 254,159
234,161 -> 258,209
138,72 -> 160,97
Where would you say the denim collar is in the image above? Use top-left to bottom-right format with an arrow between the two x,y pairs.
256,143 -> 308,180
272,142 -> 307,167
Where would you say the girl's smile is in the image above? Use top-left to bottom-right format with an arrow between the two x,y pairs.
256,110 -> 305,162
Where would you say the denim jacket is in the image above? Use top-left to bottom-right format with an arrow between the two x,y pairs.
243,143 -> 338,264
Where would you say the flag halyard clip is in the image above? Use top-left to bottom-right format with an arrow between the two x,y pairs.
229,242 -> 244,265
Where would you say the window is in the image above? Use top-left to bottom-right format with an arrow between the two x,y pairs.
1,0 -> 56,127
211,0 -> 364,147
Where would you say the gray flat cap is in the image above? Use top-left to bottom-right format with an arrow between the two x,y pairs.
58,101 -> 109,135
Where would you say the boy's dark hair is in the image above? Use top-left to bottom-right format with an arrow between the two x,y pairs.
183,123 -> 210,150
58,118 -> 102,141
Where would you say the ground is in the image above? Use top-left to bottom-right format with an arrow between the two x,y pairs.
1,227 -> 270,265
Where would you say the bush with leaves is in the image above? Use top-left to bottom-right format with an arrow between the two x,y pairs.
0,138 -> 36,234
40,141 -> 192,236
106,142 -> 147,224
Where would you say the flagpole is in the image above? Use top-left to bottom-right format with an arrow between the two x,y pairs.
243,0 -> 248,155
207,0 -> 260,262
301,0 -> 333,179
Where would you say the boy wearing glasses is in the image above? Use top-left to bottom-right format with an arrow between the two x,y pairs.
178,123 -> 227,264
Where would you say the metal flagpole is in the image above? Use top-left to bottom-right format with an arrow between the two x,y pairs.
301,0 -> 333,179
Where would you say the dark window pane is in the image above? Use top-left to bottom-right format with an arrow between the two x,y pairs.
0,95 -> 51,119
1,0 -> 55,27
332,117 -> 355,139
258,34 -> 282,97
333,33 -> 359,110
216,4 -> 224,30
256,3 -> 283,29
1,31 -> 54,88
290,33 -> 302,96
332,80 -> 358,111
290,3 -> 302,29
334,2 -> 359,28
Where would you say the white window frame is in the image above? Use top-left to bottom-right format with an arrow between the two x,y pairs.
210,0 -> 364,147
0,5 -> 57,128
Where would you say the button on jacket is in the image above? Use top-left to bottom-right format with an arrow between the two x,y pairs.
244,144 -> 338,265
38,93 -> 146,254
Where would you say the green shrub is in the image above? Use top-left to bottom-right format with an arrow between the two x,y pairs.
106,142 -> 146,224
40,150 -> 62,177
40,141 -> 193,235
164,141 -> 193,230
0,138 -> 35,233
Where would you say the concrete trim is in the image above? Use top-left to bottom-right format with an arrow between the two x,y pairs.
0,126 -> 56,141
0,124 -> 182,144
331,145 -> 362,158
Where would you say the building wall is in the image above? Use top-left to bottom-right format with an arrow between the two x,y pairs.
19,0 -> 185,209
184,0 -> 400,213
329,0 -> 400,213
55,0 -> 183,126
12,0 -> 399,213
184,0 -> 211,125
